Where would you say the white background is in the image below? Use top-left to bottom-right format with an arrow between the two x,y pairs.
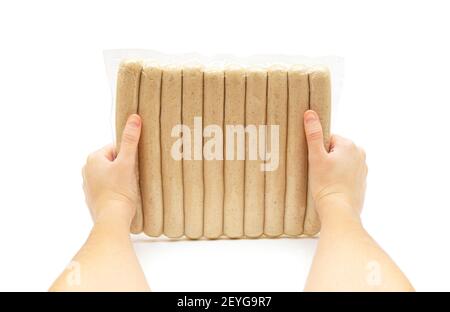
0,0 -> 449,291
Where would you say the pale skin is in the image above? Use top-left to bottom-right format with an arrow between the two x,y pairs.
50,111 -> 414,292
303,110 -> 414,291
49,114 -> 150,291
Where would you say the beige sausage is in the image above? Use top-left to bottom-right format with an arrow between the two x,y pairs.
182,66 -> 204,239
161,67 -> 184,238
264,67 -> 288,237
139,64 -> 163,237
284,66 -> 309,236
223,68 -> 246,238
115,60 -> 143,234
244,68 -> 267,238
304,68 -> 331,236
203,69 -> 225,239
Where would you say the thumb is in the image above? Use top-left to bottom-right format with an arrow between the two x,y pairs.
304,110 -> 326,158
118,114 -> 141,161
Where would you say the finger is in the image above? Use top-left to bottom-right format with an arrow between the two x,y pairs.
359,147 -> 366,160
329,135 -> 336,152
99,144 -> 116,161
329,134 -> 353,152
117,114 -> 142,162
81,166 -> 86,189
330,134 -> 347,146
304,110 -> 326,157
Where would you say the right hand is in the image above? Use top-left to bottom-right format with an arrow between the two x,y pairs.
304,110 -> 368,221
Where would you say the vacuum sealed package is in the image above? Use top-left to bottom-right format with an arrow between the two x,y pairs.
104,50 -> 344,239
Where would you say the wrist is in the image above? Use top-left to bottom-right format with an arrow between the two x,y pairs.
90,216 -> 131,246
95,214 -> 130,232
316,196 -> 362,229
93,201 -> 134,232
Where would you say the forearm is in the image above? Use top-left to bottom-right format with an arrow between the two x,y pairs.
305,200 -> 414,292
50,215 -> 149,292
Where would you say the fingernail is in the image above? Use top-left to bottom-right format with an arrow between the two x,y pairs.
305,111 -> 317,123
128,115 -> 140,128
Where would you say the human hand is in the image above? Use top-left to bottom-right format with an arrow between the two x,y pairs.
304,110 -> 367,223
82,114 -> 142,228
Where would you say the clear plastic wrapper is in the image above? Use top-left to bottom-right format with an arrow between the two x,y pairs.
104,49 -> 344,239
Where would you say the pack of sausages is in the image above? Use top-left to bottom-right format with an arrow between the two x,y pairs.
104,50 -> 343,239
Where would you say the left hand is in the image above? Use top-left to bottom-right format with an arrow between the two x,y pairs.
82,114 -> 142,227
